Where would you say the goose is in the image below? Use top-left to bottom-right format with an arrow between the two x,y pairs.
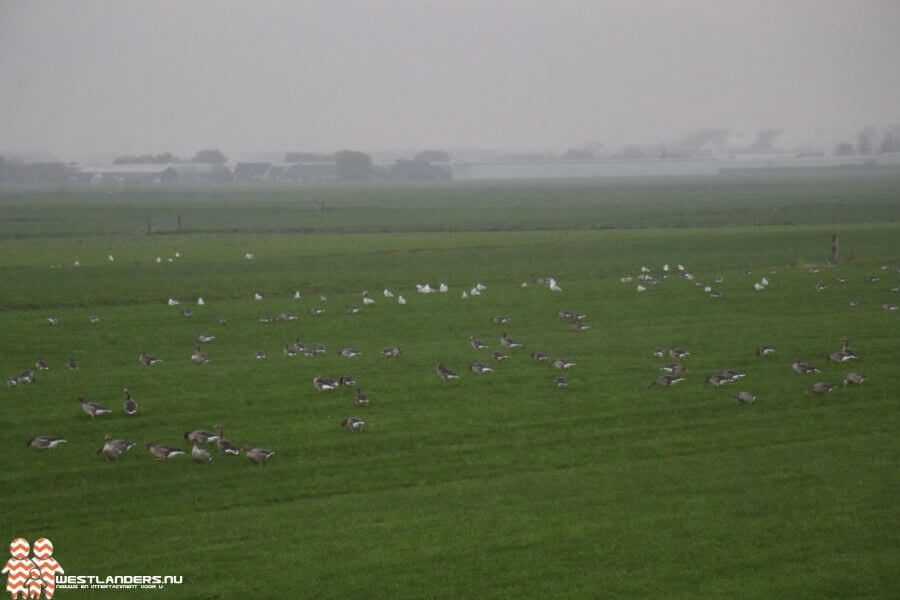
490,315 -> 510,325
192,444 -> 213,463
436,363 -> 459,380
342,417 -> 365,431
868,275 -> 880,283
439,283 -> 449,292
707,374 -> 732,387
191,348 -> 210,365
47,316 -> 58,325
733,391 -> 757,404
660,363 -> 686,375
184,429 -> 220,445
255,350 -> 267,360
381,346 -> 401,358
98,436 -> 133,460
814,282 -> 827,291
828,351 -> 853,363
355,391 -> 370,406
500,333 -> 522,348
313,375 -> 338,391
7,377 -> 18,388
572,321 -> 591,331
313,344 -> 327,355
18,370 -> 35,384
383,289 -> 394,298
123,388 -> 138,416
669,348 -> 689,360
398,295 -> 406,304
167,298 -> 179,306
254,292 -> 263,300
807,382 -> 836,395
35,358 -> 50,371
79,396 -> 111,419
197,334 -> 215,343
88,315 -> 100,324
470,362 -> 493,374
792,359 -> 819,374
214,425 -> 240,455
715,274 -> 724,284
469,336 -> 489,350
557,309 -> 575,319
347,305 -> 362,314
67,358 -> 78,370
294,291 -> 302,299
620,276 -> 633,283
282,344 -> 297,357
259,315 -> 274,323
843,372 -> 866,386
146,443 -> 184,460
242,447 -> 275,463
553,358 -> 576,370
490,351 -> 508,361
218,316 -> 228,324
532,351 -> 549,362
340,375 -> 356,387
340,347 -> 362,358
556,377 -> 568,389
709,292 -> 724,300
197,297 -> 205,305
756,345 -> 775,357
650,375 -> 684,387
715,369 -> 745,381
652,347 -> 666,359
276,311 -> 298,321
181,309 -> 193,318
806,267 -> 820,274
27,435 -> 67,449
884,303 -> 898,311
309,307 -> 325,316
848,299 -> 858,308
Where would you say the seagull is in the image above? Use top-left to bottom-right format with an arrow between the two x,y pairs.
761,277 -> 769,286
146,443 -> 184,461
398,295 -> 406,304
475,283 -> 487,291
47,316 -> 59,325
294,291 -> 302,299
79,396 -> 111,419
244,252 -> 254,261
383,289 -> 394,298
439,283 -> 449,292
461,291 -> 468,299
320,295 -> 327,302
98,436 -> 133,460
470,287 -> 480,296
156,257 -> 162,263
197,297 -> 205,305
754,283 -> 765,291
342,417 -> 365,431
167,298 -> 179,306
548,279 -> 562,292
123,388 -> 138,416
436,363 -> 459,380
636,285 -> 646,292
175,252 -> 180,258
254,292 -> 263,300
27,435 -> 67,450
197,334 -> 215,343
107,254 -> 114,262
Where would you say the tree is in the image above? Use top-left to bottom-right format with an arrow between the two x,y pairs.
412,150 -> 450,163
192,149 -> 227,164
334,150 -> 372,182
834,142 -> 855,156
562,148 -> 594,160
285,152 -> 333,163
857,133 -> 872,155
879,132 -> 896,154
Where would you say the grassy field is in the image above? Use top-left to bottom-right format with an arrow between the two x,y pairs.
1,172 -> 898,598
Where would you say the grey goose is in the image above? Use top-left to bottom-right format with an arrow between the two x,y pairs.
27,435 -> 67,449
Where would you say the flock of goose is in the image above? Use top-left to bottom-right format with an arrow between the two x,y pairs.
15,250 -> 895,463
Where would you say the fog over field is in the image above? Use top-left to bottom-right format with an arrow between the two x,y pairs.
1,0 -> 899,162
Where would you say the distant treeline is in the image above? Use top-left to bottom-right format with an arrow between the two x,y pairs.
112,149 -> 228,165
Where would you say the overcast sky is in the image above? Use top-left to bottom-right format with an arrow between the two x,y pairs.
1,0 -> 898,162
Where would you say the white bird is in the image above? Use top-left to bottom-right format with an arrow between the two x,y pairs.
475,283 -> 486,291
754,283 -> 765,291
156,257 -> 161,263
461,291 -> 468,299
677,264 -> 685,271
383,289 -> 394,298
521,282 -> 528,287
320,295 -> 327,302
703,286 -> 712,293
398,295 -> 406,304
761,277 -> 769,286
663,264 -> 669,272
294,291 -> 301,299
175,252 -> 180,258
167,298 -> 179,305
167,257 -> 173,263
423,284 -> 435,293
416,284 -> 425,293
254,292 -> 263,300
73,260 -> 80,267
363,296 -> 375,305
197,297 -> 205,305
641,266 -> 650,273
244,252 -> 254,260
549,279 -> 562,292
439,283 -> 449,292
636,285 -> 646,292
108,254 -> 114,262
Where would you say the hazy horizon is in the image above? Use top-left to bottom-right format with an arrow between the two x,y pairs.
2,1 -> 899,163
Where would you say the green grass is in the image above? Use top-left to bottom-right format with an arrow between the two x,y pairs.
1,172 -> 898,598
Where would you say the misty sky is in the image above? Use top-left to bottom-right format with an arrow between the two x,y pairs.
1,0 -> 898,162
